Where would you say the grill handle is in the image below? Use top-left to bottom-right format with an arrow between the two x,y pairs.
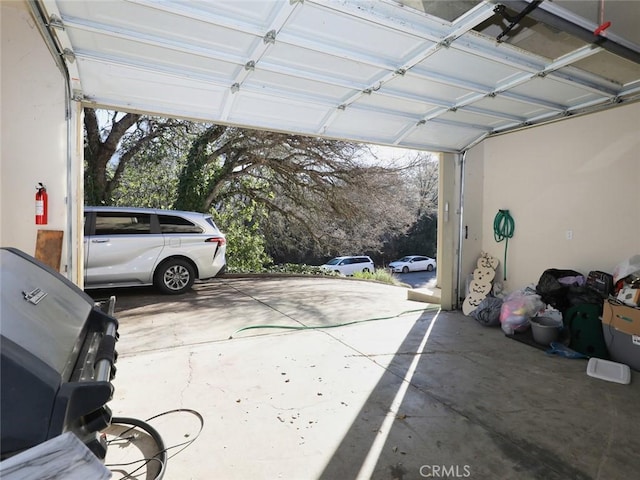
94,321 -> 118,382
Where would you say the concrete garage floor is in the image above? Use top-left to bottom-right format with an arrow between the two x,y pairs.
98,277 -> 640,480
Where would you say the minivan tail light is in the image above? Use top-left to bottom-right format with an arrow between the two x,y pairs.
205,237 -> 226,246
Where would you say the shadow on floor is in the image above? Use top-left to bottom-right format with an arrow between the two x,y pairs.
318,310 -> 640,480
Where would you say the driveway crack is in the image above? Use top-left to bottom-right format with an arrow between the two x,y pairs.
179,350 -> 195,405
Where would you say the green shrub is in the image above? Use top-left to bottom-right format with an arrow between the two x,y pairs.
352,269 -> 400,285
267,263 -> 331,275
258,264 -> 402,286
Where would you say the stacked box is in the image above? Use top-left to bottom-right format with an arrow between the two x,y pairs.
601,300 -> 640,371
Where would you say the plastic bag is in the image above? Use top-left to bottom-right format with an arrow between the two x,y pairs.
536,305 -> 563,325
470,296 -> 503,327
500,290 -> 545,335
612,255 -> 640,284
535,268 -> 584,311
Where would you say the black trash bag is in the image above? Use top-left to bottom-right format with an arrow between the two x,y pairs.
536,268 -> 584,312
566,286 -> 605,312
470,296 -> 503,327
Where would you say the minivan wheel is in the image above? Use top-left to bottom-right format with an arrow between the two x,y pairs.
155,259 -> 195,294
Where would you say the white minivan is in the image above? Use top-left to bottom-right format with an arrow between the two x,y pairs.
84,207 -> 226,294
320,256 -> 375,276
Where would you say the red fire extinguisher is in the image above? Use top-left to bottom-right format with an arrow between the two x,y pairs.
35,183 -> 48,225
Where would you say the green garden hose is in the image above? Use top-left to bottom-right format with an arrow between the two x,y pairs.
228,306 -> 440,339
493,209 -> 514,281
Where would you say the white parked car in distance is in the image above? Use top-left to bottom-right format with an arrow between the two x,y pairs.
389,255 -> 436,273
84,206 -> 227,294
320,256 -> 375,276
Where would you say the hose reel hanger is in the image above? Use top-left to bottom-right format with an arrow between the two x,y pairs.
493,209 -> 515,281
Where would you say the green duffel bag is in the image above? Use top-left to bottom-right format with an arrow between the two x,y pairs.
564,303 -> 609,359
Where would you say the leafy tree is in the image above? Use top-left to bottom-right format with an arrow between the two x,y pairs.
174,126 -> 418,265
85,108 -> 439,272
83,108 -> 194,205
84,109 -> 139,205
111,156 -> 182,208
110,123 -> 201,208
411,152 -> 439,219
381,153 -> 439,261
213,200 -> 272,272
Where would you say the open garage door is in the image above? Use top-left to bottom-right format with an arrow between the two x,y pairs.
34,0 -> 640,153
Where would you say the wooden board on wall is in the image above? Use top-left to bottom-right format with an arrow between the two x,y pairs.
35,229 -> 64,271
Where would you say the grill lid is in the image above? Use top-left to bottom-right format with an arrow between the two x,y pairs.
0,248 -> 93,377
1,248 -> 119,460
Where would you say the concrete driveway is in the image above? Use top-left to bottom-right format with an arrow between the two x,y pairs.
392,270 -> 437,289
97,276 -> 640,480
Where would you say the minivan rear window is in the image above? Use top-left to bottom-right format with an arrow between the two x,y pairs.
159,215 -> 203,234
205,217 -> 219,230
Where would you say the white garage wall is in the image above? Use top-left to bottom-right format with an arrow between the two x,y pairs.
1,1 -> 77,278
463,101 -> 640,294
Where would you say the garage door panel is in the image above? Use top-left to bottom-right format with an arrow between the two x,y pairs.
40,0 -> 640,152
77,59 -> 230,119
265,43 -> 382,87
228,92 -> 330,134
400,122 -> 487,152
326,109 -> 411,145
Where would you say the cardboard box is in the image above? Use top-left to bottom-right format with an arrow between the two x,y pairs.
602,300 -> 640,336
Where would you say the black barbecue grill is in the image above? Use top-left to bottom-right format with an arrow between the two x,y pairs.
0,247 -> 119,460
